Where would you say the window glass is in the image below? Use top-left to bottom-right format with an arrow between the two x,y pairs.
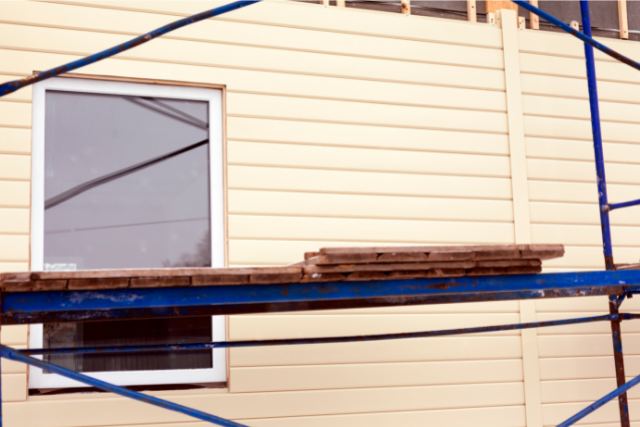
42,90 -> 213,374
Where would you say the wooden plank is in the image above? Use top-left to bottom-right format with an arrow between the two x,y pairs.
249,267 -> 303,284
231,335 -> 522,366
486,1 -> 518,13
229,165 -> 513,200
401,0 -> 410,15
230,359 -> 523,393
541,245 -> 640,269
68,278 -> 130,290
0,23 -> 507,91
518,16 -> 525,30
305,260 -> 540,273
228,141 -> 511,179
3,280 -> 67,292
619,0 -> 629,39
130,276 -> 191,288
228,215 -> 516,245
468,1 -> 477,22
530,0 -> 539,29
228,93 -> 508,134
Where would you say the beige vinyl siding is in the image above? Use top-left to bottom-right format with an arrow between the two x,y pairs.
519,28 -> 640,426
1,2 -> 638,427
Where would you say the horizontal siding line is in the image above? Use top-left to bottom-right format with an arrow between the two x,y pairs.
227,138 -> 510,158
228,211 -> 513,224
526,155 -> 640,167
523,91 -> 640,108
0,45 -> 507,93
541,376 -> 636,383
227,163 -> 511,180
0,232 -> 28,236
229,236 -> 512,245
44,0 -> 506,52
0,98 -> 29,104
233,358 -> 524,370
529,198 -> 596,206
230,380 -> 526,395
234,403 -> 526,423
227,90 -> 508,114
238,311 -> 521,316
519,49 -> 632,66
0,20 -> 507,72
524,112 -> 640,127
520,70 -> 640,87
0,259 -> 29,263
0,124 -> 29,130
229,213 -> 513,227
523,133 -> 640,145
0,84 -> 509,116
0,205 -> 29,209
525,176 -> 599,185
227,186 -> 512,202
0,178 -> 30,183
522,89 -> 640,106
228,114 -> 508,135
0,151 -> 29,157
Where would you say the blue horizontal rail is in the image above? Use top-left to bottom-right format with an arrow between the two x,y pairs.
4,270 -> 639,325
609,198 -> 640,211
513,0 -> 640,73
0,0 -> 261,97
19,313 -> 628,356
0,345 -> 247,427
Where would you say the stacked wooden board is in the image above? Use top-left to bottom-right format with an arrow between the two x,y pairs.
0,244 -> 564,292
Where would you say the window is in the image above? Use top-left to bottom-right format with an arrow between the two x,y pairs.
29,76 -> 226,389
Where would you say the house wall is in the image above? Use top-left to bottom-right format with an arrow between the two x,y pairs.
0,2 -> 639,426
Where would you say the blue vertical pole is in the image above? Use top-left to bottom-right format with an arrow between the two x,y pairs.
580,3 -> 629,425
579,0 -> 614,271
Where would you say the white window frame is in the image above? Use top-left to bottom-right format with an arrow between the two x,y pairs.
29,76 -> 227,389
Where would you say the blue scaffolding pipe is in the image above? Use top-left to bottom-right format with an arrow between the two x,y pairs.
0,345 -> 248,427
609,198 -> 640,211
3,270 -> 640,325
557,371 -> 640,427
17,313 -> 628,356
0,0 -> 261,97
578,0 -> 615,270
513,0 -> 640,72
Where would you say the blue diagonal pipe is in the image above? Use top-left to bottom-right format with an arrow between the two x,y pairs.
0,0 -> 261,97
0,345 -> 249,427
